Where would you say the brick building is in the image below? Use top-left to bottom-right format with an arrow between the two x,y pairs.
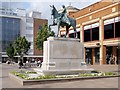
34,18 -> 48,55
60,0 -> 120,65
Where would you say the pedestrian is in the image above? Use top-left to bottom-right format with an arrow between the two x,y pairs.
19,59 -> 23,69
37,60 -> 41,67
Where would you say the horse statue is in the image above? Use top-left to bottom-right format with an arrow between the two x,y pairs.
50,5 -> 77,38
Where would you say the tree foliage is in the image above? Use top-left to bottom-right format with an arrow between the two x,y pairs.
6,44 -> 16,61
14,36 -> 31,59
35,24 -> 55,50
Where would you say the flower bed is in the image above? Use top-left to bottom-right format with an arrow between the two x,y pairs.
11,70 -> 118,80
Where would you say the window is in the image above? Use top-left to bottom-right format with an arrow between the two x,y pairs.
69,31 -> 80,38
84,23 -> 99,42
69,33 -> 74,38
92,27 -> 99,41
95,47 -> 100,63
115,21 -> 120,37
1,17 -> 20,52
104,23 -> 114,39
77,31 -> 80,39
85,48 -> 92,64
84,29 -> 90,42
104,17 -> 120,39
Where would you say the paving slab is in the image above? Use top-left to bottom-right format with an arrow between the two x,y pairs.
1,63 -> 119,88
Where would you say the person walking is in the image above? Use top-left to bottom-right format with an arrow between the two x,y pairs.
18,59 -> 23,69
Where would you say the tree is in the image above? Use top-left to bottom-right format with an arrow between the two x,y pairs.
14,36 -> 31,60
6,44 -> 16,62
35,24 -> 55,50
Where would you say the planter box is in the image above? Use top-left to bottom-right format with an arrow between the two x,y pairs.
9,73 -> 120,86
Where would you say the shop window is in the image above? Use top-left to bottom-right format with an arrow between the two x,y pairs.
69,33 -> 74,38
77,31 -> 80,39
61,35 -> 65,37
115,21 -> 120,37
85,48 -> 92,64
92,27 -> 99,41
84,29 -> 90,42
104,23 -> 114,39
95,47 -> 100,64
106,47 -> 113,64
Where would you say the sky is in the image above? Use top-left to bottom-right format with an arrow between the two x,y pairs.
1,0 -> 101,34
1,0 -> 101,24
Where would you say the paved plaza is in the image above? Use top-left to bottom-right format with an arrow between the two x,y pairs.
0,63 -> 119,88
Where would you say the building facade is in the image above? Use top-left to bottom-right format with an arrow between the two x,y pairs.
26,11 -> 48,56
0,7 -> 48,62
60,0 -> 120,65
33,18 -> 48,55
1,17 -> 20,52
26,17 -> 34,55
0,8 -> 21,61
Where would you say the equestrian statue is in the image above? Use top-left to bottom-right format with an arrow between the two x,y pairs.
49,5 -> 77,38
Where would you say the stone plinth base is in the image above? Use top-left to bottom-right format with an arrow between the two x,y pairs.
34,68 -> 94,76
34,37 -> 93,75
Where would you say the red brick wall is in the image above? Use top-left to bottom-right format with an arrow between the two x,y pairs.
34,18 -> 48,55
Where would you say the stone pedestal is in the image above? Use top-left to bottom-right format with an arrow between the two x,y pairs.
34,37 -> 93,75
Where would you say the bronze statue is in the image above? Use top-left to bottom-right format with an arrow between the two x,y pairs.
59,5 -> 70,25
50,5 -> 77,38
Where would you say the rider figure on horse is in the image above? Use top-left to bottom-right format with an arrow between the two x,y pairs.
59,5 -> 70,25
50,5 -> 77,38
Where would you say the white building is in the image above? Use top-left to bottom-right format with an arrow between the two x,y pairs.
0,7 -> 42,62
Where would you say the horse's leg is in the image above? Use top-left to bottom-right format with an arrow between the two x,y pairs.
66,26 -> 69,38
74,26 -> 77,38
72,21 -> 77,38
57,23 -> 60,37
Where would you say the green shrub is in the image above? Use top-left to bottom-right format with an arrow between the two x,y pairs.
80,73 -> 94,77
104,72 -> 117,76
11,70 -> 118,80
11,71 -> 28,79
18,73 -> 28,79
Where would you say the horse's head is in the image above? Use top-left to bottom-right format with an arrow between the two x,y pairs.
50,5 -> 59,19
50,5 -> 54,16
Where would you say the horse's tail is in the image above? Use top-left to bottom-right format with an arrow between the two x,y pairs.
49,25 -> 51,30
69,18 -> 76,27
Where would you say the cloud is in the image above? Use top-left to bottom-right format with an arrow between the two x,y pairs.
1,0 -> 101,24
29,0 -> 100,24
1,0 -> 100,34
27,0 -> 100,34
1,0 -> 100,2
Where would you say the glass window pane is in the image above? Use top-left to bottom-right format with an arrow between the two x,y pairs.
1,17 -> 20,52
104,23 -> 114,39
92,27 -> 99,41
84,29 -> 90,42
115,21 -> 120,37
